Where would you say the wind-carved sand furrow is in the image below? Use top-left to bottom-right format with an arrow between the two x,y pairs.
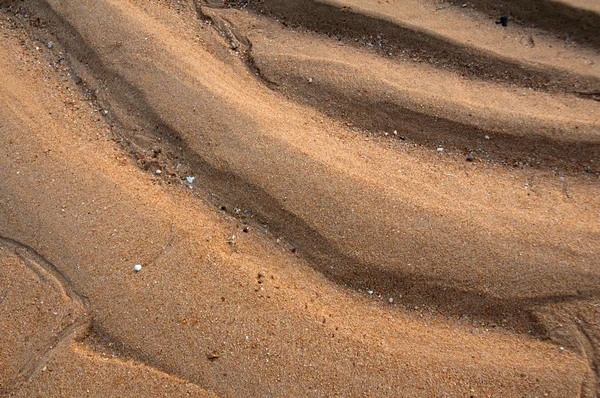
16,0 -> 599,330
0,237 -> 90,395
243,0 -> 599,95
200,7 -> 600,173
0,1 -> 598,395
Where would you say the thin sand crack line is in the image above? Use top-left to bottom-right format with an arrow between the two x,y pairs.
0,236 -> 91,395
0,236 -> 87,307
148,224 -> 176,267
574,319 -> 600,397
3,318 -> 92,395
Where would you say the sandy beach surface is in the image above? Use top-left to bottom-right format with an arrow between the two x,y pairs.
0,0 -> 598,396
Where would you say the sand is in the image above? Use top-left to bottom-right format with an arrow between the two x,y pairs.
0,0 -> 598,396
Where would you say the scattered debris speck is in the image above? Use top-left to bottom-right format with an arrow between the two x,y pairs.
497,16 -> 508,27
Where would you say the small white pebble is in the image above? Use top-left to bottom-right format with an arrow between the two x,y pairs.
134,264 -> 142,272
388,298 -> 394,304
307,77 -> 313,83
437,147 -> 444,152
367,290 -> 374,295
484,135 -> 490,140
155,169 -> 162,175
186,176 -> 195,183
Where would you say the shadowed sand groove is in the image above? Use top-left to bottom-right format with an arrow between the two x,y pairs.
244,0 -> 600,95
445,0 -> 600,49
205,6 -> 600,173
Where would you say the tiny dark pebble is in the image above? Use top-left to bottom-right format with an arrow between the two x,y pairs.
466,155 -> 473,162
497,16 -> 508,26
291,247 -> 297,253
220,205 -> 227,211
242,227 -> 249,233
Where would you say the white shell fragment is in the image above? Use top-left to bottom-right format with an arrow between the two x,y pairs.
134,264 -> 142,272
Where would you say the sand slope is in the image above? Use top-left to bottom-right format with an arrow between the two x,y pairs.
0,0 -> 599,396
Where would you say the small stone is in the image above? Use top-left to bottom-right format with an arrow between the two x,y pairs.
134,264 -> 142,272
307,77 -> 313,84
437,147 -> 444,152
367,290 -> 374,295
155,169 -> 162,175
461,3 -> 467,7
466,154 -> 473,162
207,352 -> 220,360
186,176 -> 195,183
484,135 -> 490,140
47,41 -> 54,49
388,298 -> 394,304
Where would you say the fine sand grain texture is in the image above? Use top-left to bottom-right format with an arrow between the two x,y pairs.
0,0 -> 598,396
